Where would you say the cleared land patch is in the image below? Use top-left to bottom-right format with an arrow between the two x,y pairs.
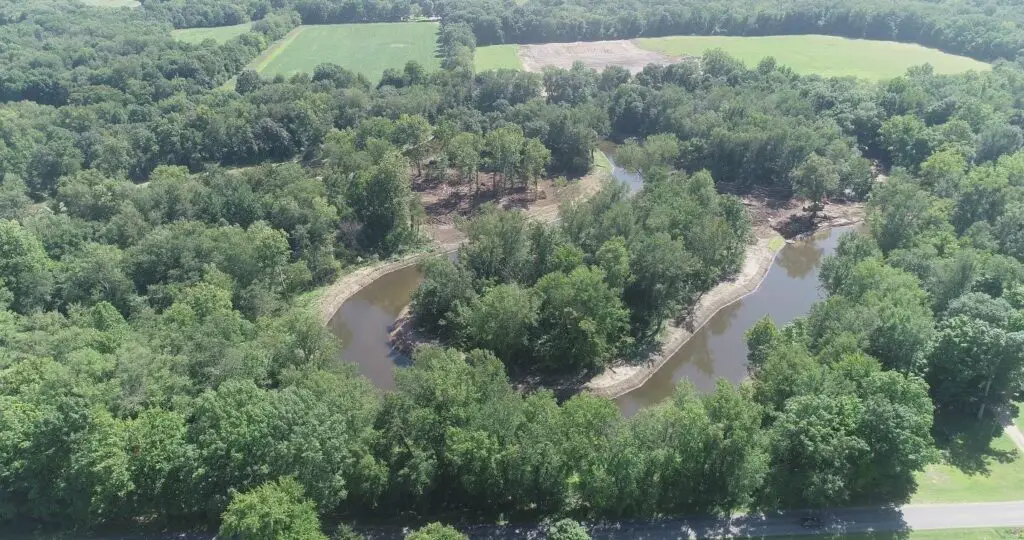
634,34 -> 990,78
518,40 -> 683,73
172,23 -> 253,44
475,44 -> 523,71
254,22 -> 440,82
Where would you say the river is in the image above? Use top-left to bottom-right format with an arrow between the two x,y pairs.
327,151 -> 851,412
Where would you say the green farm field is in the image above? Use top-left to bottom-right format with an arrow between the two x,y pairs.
475,44 -> 523,71
253,22 -> 441,82
634,34 -> 991,78
172,22 -> 253,44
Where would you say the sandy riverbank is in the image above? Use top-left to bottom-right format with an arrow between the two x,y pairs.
586,209 -> 865,399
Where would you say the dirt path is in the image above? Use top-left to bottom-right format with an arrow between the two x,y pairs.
313,171 -> 603,323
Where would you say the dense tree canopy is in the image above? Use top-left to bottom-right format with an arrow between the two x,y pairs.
3,0 -> 1024,536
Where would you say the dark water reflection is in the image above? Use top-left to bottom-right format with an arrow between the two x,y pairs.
615,226 -> 851,416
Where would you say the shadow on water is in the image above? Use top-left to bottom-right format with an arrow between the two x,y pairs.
615,226 -> 851,416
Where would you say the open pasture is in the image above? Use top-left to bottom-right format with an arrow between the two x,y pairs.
172,22 -> 253,44
254,22 -> 441,82
634,34 -> 991,79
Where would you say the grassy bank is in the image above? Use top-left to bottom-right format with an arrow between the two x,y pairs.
634,35 -> 991,79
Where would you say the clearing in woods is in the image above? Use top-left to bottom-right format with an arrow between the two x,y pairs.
474,44 -> 523,71
172,22 -> 253,44
253,22 -> 441,82
635,34 -> 991,78
482,35 -> 990,78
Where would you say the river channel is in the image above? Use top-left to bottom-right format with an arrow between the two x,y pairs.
326,151 -> 852,412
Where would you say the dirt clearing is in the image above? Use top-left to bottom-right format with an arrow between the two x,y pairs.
518,40 -> 687,73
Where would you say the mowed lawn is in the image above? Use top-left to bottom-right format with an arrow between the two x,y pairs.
634,35 -> 991,79
475,44 -> 523,71
255,22 -> 441,82
172,22 -> 253,44
912,433 -> 1024,504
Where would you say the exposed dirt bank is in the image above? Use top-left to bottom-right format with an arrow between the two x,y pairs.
518,40 -> 689,74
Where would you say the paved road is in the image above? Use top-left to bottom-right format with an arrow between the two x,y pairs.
458,501 -> 1024,539
26,501 -> 1024,539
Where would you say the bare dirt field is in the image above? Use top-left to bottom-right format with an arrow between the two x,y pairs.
518,40 -> 687,73
417,171 -> 602,247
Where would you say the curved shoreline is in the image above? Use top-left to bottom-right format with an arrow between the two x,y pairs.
584,235 -> 780,398
315,168 -> 605,324
587,217 -> 863,400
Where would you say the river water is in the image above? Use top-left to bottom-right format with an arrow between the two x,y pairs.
327,150 -> 850,412
614,226 -> 847,415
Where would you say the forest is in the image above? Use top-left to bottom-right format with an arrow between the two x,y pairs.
1,0 -> 1024,538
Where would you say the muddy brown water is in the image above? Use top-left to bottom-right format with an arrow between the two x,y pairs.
327,263 -> 423,389
615,225 -> 851,415
328,145 -> 852,410
328,225 -> 851,407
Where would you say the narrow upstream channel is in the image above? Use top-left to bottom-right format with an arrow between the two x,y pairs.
327,150 -> 853,413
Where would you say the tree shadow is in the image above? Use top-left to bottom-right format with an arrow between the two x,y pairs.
932,412 -> 1015,474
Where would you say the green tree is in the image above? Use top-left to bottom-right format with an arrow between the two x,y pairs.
446,132 -> 483,190
410,257 -> 477,338
790,154 -> 839,218
746,316 -> 781,370
0,219 -> 53,313
547,518 -> 590,540
348,149 -> 414,254
406,523 -> 466,540
454,283 -> 539,363
927,315 -> 1024,419
520,137 -> 551,197
485,124 -> 525,193
393,114 -> 433,177
219,477 -> 327,540
533,266 -> 630,372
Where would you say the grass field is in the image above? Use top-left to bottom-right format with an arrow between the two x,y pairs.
475,44 -> 523,71
634,35 -> 991,79
912,433 -> 1024,504
172,23 -> 253,44
253,22 -> 440,82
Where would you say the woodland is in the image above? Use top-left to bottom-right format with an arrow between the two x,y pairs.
0,0 -> 1023,538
